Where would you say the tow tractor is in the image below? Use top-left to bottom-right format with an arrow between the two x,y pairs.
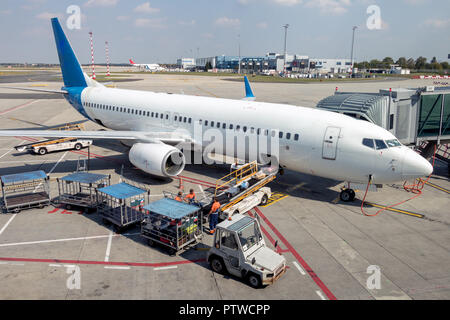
14,123 -> 92,155
207,213 -> 286,288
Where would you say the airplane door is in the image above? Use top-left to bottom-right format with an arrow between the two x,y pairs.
322,127 -> 341,160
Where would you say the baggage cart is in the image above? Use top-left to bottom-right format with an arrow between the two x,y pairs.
1,170 -> 50,213
97,182 -> 150,233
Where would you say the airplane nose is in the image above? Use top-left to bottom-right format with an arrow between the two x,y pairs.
401,148 -> 433,179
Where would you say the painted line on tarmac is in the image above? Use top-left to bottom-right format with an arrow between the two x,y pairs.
366,202 -> 425,219
154,266 -> 178,271
0,215 -> 17,237
0,257 -> 205,268
0,233 -> 140,248
0,100 -> 39,116
316,290 -> 327,300
292,261 -> 306,275
104,230 -> 113,262
104,266 -> 130,270
424,181 -> 450,194
253,207 -> 337,300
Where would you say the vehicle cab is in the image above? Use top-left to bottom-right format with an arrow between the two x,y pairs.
207,214 -> 286,288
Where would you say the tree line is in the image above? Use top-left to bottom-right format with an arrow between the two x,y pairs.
355,56 -> 449,71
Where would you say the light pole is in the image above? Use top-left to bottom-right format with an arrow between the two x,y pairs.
282,24 -> 289,77
238,34 -> 241,74
350,26 -> 357,76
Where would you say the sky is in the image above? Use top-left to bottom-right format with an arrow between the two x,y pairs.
0,0 -> 449,64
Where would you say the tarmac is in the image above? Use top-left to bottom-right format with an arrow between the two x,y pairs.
0,67 -> 449,300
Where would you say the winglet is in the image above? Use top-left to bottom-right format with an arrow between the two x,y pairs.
51,18 -> 87,88
243,76 -> 256,101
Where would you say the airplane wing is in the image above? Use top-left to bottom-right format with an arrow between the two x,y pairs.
0,130 -> 194,144
0,86 -> 68,94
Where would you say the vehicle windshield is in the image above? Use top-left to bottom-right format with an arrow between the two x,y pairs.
237,221 -> 262,252
385,139 -> 402,148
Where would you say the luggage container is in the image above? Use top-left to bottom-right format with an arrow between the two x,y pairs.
141,198 -> 203,255
96,182 -> 150,232
56,172 -> 111,212
1,170 -> 50,213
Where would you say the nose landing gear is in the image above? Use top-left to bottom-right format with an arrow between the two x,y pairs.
340,188 -> 356,202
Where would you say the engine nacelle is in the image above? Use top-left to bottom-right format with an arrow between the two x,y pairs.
129,143 -> 185,177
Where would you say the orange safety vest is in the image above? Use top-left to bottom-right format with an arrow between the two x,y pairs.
184,193 -> 196,200
210,201 -> 220,214
175,196 -> 182,202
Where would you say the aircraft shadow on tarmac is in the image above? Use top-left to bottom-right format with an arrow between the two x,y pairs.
0,93 -> 64,100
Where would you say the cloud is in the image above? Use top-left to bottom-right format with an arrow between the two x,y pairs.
22,0 -> 47,10
305,0 -> 350,15
421,18 -> 450,28
214,17 -> 240,27
84,0 -> 118,7
178,19 -> 196,26
134,2 -> 160,14
134,18 -> 166,28
257,22 -> 268,29
271,0 -> 302,6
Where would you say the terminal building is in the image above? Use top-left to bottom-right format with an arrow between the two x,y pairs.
193,53 -> 352,74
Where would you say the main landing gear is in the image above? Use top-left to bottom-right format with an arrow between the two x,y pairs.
340,188 -> 355,202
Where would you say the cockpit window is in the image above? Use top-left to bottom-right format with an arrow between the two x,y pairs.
375,139 -> 388,150
362,138 -> 374,149
385,139 -> 401,148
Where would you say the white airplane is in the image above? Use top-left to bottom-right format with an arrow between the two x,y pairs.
0,18 -> 433,202
129,58 -> 165,72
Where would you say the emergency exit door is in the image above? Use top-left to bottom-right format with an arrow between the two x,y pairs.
322,127 -> 341,160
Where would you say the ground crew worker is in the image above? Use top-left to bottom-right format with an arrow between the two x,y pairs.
184,189 -> 196,204
175,191 -> 183,202
209,198 -> 220,234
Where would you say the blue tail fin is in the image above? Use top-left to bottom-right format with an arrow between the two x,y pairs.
51,18 -> 87,88
244,76 -> 255,100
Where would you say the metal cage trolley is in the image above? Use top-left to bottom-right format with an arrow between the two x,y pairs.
56,172 -> 111,212
96,182 -> 150,233
141,198 -> 203,255
1,170 -> 51,213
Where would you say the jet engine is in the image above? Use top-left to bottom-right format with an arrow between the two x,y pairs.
129,143 -> 185,177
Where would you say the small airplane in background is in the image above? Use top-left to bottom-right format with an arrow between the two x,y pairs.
129,58 -> 165,72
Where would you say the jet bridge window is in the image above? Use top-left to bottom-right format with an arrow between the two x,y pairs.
362,138 -> 374,149
375,139 -> 387,150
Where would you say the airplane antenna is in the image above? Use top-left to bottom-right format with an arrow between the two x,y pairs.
89,31 -> 96,80
105,41 -> 110,77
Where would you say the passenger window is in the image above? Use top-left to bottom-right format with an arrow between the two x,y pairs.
217,122 -> 220,128
184,117 -> 187,123
286,133 -> 291,140
362,138 -> 374,149
250,127 -> 255,134
174,116 -> 177,121
199,119 -> 202,125
279,132 -> 283,139
222,123 -> 226,129
155,112 -> 158,117
229,124 -> 233,130
294,134 -> 299,141
211,121 -> 214,127
264,129 -> 269,136
160,114 -> 163,119
375,139 -> 387,150
236,125 -> 240,131
151,112 -> 154,117
205,120 -> 208,126
257,128 -> 261,135
188,118 -> 192,124
243,126 -> 247,132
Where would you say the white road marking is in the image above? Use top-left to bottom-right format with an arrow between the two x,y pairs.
0,100 -> 39,116
104,231 -> 113,262
0,233 -> 139,248
0,215 -> 17,237
34,151 -> 67,193
104,266 -> 130,270
154,266 -> 178,271
292,261 -> 306,275
0,141 -> 26,159
198,185 -> 205,197
0,261 -> 24,266
49,264 -> 62,267
316,290 -> 327,300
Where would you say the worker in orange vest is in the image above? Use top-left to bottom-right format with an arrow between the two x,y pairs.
175,191 -> 183,202
209,198 -> 220,234
184,189 -> 196,204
